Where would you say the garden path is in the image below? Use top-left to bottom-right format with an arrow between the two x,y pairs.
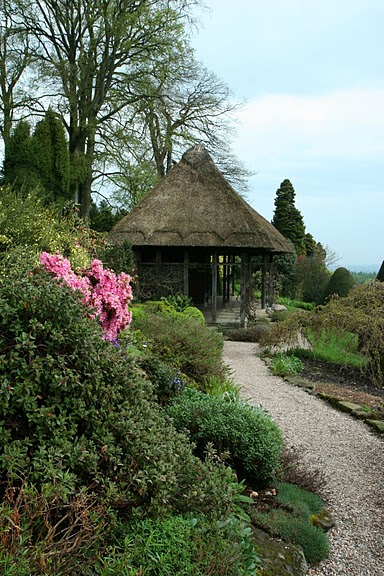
223,341 -> 384,576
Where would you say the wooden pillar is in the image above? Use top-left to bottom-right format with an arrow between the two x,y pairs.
240,251 -> 249,327
211,251 -> 218,323
268,255 -> 274,308
261,253 -> 267,309
223,254 -> 227,306
183,249 -> 189,296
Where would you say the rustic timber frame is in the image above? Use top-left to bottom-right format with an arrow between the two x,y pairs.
108,145 -> 292,326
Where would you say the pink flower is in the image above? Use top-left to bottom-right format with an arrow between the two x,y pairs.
39,252 -> 133,340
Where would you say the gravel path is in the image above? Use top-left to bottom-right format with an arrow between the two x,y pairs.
223,341 -> 384,576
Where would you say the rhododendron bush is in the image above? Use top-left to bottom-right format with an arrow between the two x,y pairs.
40,252 -> 132,340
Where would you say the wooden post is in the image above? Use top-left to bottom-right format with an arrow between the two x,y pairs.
223,254 -> 227,306
261,253 -> 267,309
240,251 -> 249,327
183,249 -> 189,296
211,251 -> 218,323
268,255 -> 274,308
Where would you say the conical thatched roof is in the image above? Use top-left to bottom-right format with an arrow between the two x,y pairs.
109,145 -> 292,253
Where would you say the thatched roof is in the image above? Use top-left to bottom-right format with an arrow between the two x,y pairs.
109,145 -> 292,253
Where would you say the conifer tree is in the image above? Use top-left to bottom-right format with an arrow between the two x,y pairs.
272,179 -> 306,256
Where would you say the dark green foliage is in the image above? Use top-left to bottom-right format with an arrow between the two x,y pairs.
31,109 -> 71,206
376,260 -> 384,282
273,244 -> 298,298
295,251 -> 330,304
167,389 -> 283,487
322,267 -> 355,303
132,311 -> 225,384
0,258 -> 235,518
271,179 -> 306,256
102,514 -> 260,576
3,113 -> 71,206
226,322 -> 271,343
161,293 -> 193,312
3,121 -> 40,192
140,352 -> 187,405
96,239 -> 134,274
89,200 -> 127,233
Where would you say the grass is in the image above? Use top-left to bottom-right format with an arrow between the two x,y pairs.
276,297 -> 316,312
271,354 -> 304,377
300,328 -> 368,369
248,482 -> 330,565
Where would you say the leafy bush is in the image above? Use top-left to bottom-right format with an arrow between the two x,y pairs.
0,257 -> 237,519
132,311 -> 225,384
182,306 -> 205,324
203,375 -> 241,399
226,322 -> 271,343
167,389 -> 283,487
322,267 -> 355,303
161,293 -> 192,312
140,352 -> 188,405
101,513 -> 260,576
270,354 -> 303,377
0,187 -> 100,269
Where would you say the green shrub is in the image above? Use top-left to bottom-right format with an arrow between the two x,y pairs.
203,375 -> 241,400
0,257 -> 237,520
132,312 -> 225,384
161,293 -> 192,312
140,352 -> 188,405
167,389 -> 283,487
270,309 -> 290,322
270,354 -> 303,377
226,322 -> 271,343
322,267 -> 355,303
99,513 -> 260,576
182,305 -> 205,324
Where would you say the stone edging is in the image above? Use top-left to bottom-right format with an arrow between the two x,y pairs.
262,359 -> 384,435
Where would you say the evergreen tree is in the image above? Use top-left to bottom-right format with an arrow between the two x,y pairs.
32,109 -> 71,206
272,179 -> 306,256
3,120 -> 40,191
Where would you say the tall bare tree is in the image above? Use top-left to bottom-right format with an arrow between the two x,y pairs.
10,0 -> 198,219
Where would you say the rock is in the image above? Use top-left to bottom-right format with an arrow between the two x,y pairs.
252,527 -> 308,576
366,419 -> 384,434
310,509 -> 335,531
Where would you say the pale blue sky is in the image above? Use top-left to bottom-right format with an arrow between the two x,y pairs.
191,0 -> 384,269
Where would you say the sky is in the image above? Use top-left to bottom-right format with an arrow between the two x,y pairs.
191,0 -> 384,270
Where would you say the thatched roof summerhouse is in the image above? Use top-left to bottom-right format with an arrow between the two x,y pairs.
109,145 -> 292,325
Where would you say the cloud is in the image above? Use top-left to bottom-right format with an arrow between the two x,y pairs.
234,89 -> 384,163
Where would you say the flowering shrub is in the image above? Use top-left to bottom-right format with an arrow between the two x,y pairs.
40,252 -> 133,340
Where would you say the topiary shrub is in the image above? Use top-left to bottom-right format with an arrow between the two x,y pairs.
0,257 -> 237,519
167,389 -> 283,487
182,306 -> 206,324
376,260 -> 384,282
321,267 -> 355,303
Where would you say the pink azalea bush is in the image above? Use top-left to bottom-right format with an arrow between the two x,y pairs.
40,252 -> 133,340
